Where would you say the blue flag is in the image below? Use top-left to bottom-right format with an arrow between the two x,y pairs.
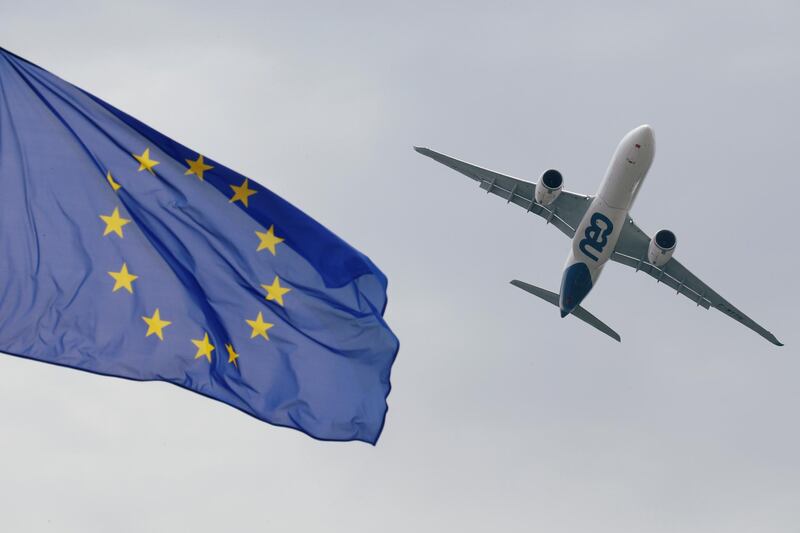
0,48 -> 399,444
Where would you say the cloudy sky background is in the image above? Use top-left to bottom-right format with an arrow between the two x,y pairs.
1,1 -> 799,531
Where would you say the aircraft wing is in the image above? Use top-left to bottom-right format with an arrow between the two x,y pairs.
414,147 -> 592,238
612,217 -> 783,346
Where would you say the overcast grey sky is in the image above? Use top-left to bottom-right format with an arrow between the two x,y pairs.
1,1 -> 799,531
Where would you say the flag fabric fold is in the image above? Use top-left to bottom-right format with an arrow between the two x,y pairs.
0,48 -> 398,444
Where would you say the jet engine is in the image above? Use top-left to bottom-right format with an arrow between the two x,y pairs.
648,229 -> 677,267
534,169 -> 563,206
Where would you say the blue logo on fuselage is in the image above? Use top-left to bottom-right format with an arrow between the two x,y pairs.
578,212 -> 614,261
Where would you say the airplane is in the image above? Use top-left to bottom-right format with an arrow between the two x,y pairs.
414,125 -> 783,346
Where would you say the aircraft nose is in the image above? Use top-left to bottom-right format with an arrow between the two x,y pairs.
638,124 -> 654,139
623,125 -> 655,166
633,124 -> 655,148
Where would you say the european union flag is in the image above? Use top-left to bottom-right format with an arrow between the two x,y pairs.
0,48 -> 399,444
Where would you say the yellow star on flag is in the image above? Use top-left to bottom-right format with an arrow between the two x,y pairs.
246,311 -> 274,340
106,171 -> 122,191
192,333 -> 215,362
255,225 -> 284,255
225,343 -> 240,366
262,276 -> 291,306
108,262 -> 138,293
142,309 -> 172,341
99,207 -> 131,238
185,154 -> 213,180
133,147 -> 159,174
229,178 -> 257,207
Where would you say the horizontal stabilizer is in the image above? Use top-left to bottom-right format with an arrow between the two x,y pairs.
510,280 -> 621,342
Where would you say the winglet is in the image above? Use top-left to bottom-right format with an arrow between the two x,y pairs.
766,333 -> 784,347
511,280 -> 621,342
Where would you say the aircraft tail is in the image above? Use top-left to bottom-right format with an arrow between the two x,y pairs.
510,280 -> 621,342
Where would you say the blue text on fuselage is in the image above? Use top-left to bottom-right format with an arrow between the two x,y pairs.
578,212 -> 614,261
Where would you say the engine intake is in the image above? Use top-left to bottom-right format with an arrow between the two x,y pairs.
648,229 -> 677,267
535,169 -> 563,206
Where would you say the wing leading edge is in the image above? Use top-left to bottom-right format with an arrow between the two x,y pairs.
414,147 -> 591,238
612,217 -> 783,346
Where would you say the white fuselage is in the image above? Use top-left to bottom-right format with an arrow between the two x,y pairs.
558,125 -> 655,315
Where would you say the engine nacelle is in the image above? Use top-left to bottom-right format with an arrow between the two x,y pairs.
534,169 -> 563,206
648,229 -> 677,267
